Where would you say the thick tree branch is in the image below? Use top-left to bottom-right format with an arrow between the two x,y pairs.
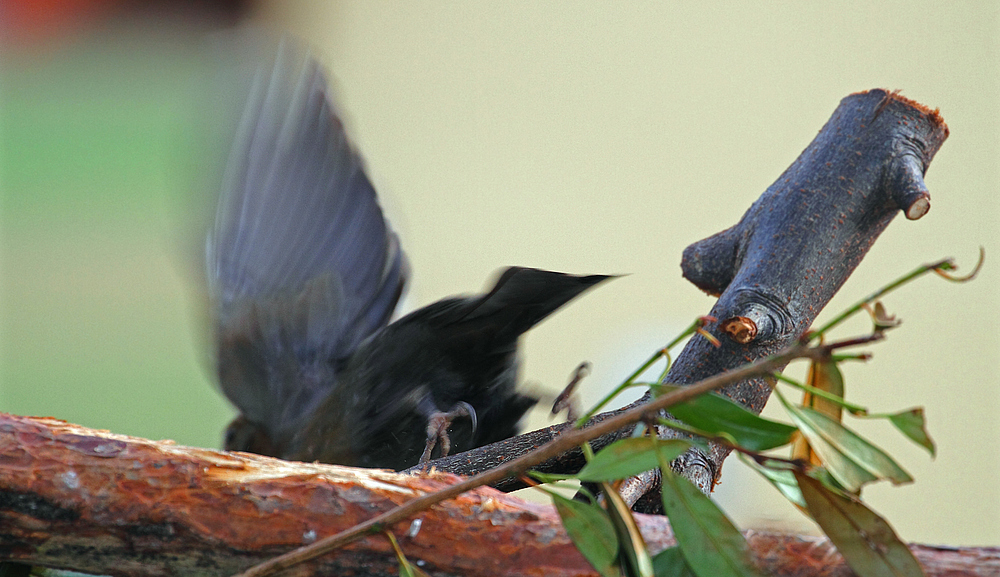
663,88 -> 948,493
420,89 -> 950,496
1,414 -> 996,577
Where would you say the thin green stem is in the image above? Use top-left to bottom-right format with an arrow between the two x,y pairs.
655,350 -> 674,384
810,257 -> 953,339
656,416 -> 730,450
770,372 -> 868,415
575,349 -> 663,427
830,353 -> 871,363
575,316 -> 710,426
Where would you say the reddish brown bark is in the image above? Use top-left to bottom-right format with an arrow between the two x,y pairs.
1,414 -> 996,576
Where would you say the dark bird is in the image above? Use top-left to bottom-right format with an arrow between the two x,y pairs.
208,40 -> 610,471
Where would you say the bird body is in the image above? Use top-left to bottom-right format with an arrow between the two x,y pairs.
288,268 -> 609,469
209,39 -> 609,470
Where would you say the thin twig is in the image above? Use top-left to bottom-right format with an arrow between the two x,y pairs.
576,315 -> 716,425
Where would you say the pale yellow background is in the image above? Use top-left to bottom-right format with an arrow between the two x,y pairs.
254,2 -> 999,545
2,1 -> 996,547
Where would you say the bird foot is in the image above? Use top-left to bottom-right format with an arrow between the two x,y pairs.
419,402 -> 478,465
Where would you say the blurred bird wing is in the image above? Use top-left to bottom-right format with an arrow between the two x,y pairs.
207,38 -> 407,425
208,39 -> 406,360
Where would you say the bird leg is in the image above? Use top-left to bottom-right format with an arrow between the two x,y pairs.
551,361 -> 590,423
419,401 -> 478,464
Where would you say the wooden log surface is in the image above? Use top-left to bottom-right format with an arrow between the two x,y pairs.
1,414 -> 996,577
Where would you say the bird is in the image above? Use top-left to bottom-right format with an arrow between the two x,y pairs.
207,39 -> 610,471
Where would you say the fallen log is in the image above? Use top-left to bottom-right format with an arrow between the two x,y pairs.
1,414 -> 997,576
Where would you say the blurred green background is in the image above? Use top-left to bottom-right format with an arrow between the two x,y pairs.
2,1 -> 997,546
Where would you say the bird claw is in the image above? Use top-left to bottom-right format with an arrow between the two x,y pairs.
419,402 -> 478,465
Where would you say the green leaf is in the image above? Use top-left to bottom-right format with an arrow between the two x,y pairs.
549,491 -> 620,577
886,408 -> 936,457
657,456 -> 762,577
527,470 -> 580,484
385,532 -> 432,577
658,385 -> 797,452
781,399 -> 913,492
738,454 -> 805,509
603,482 -> 655,577
578,437 -> 691,482
808,466 -> 854,496
795,472 -> 926,577
651,547 -> 697,577
397,558 -> 431,577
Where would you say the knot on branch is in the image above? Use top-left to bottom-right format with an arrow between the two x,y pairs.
715,289 -> 794,346
720,317 -> 756,344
